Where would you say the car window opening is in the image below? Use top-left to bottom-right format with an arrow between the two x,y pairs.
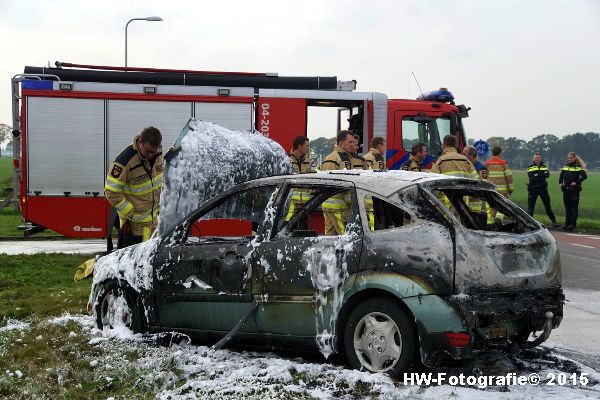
431,188 -> 539,233
185,185 -> 278,242
276,186 -> 356,238
365,195 -> 412,232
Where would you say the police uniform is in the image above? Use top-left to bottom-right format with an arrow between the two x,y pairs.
401,156 -> 423,172
105,135 -> 163,247
363,148 -> 385,170
559,162 -> 587,229
320,146 -> 364,235
526,161 -> 557,223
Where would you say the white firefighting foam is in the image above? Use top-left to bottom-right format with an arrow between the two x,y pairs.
158,119 -> 292,234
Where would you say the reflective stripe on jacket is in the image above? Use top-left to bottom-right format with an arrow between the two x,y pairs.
559,163 -> 587,191
430,147 -> 478,179
105,135 -> 163,235
484,156 -> 514,194
527,162 -> 550,188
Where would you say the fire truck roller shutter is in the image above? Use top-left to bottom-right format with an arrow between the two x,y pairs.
194,102 -> 252,131
107,100 -> 192,165
27,97 -> 105,195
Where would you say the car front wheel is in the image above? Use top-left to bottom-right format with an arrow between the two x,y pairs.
343,298 -> 416,377
94,280 -> 143,333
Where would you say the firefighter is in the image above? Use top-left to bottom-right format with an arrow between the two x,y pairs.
351,133 -> 368,169
484,146 -> 514,197
320,131 -> 364,235
527,152 -> 559,227
402,143 -> 427,172
462,146 -> 489,180
104,127 -> 163,248
559,152 -> 588,231
462,145 -> 489,222
289,136 -> 312,173
429,135 -> 477,215
286,136 -> 313,222
484,146 -> 514,223
364,136 -> 386,170
430,135 -> 478,179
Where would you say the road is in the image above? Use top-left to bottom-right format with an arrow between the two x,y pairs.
553,231 -> 600,290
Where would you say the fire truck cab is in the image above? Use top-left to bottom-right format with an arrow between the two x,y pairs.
11,63 -> 468,238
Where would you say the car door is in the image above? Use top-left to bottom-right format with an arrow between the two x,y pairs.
153,183 -> 280,333
251,180 -> 363,340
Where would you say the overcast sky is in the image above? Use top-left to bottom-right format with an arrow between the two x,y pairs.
1,0 -> 599,143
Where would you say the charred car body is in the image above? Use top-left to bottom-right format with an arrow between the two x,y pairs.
90,170 -> 563,377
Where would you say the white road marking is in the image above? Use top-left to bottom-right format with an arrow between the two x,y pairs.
569,243 -> 596,249
565,233 -> 600,239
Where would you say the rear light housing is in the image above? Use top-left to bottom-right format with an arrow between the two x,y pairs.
444,332 -> 470,348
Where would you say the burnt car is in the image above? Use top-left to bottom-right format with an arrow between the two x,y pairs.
90,170 -> 563,377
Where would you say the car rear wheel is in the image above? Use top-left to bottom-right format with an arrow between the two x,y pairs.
343,298 -> 416,377
95,280 -> 143,333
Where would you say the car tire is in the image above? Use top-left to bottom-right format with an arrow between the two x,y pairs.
343,297 -> 416,377
94,280 -> 144,333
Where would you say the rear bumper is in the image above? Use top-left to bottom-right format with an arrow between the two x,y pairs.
449,287 -> 564,345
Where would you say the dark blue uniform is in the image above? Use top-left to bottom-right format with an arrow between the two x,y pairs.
559,163 -> 587,230
527,161 -> 557,224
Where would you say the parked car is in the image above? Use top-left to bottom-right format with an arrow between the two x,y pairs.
90,170 -> 563,377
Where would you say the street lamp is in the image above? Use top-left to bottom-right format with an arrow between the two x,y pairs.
125,16 -> 163,68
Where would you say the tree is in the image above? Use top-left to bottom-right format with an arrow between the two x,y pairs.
310,136 -> 334,160
486,136 -> 505,150
0,124 -> 12,157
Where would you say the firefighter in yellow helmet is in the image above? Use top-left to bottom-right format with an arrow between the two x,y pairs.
363,136 -> 386,170
104,127 -> 163,248
320,130 -> 364,235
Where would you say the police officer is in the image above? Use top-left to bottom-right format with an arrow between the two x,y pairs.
559,152 -> 588,231
527,152 -> 559,227
430,135 -> 478,179
320,131 -> 364,235
462,145 -> 489,180
364,136 -> 386,170
105,127 -> 163,248
289,136 -> 313,174
402,143 -> 427,172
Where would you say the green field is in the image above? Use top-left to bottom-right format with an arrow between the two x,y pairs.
510,170 -> 600,231
1,157 -> 599,234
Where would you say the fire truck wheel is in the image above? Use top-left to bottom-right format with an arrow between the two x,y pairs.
343,298 -> 416,377
94,280 -> 144,333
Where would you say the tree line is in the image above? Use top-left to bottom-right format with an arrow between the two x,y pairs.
310,132 -> 600,171
475,132 -> 600,170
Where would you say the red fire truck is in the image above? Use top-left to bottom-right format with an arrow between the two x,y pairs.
10,62 -> 469,238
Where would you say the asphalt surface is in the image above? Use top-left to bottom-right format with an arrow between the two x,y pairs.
552,231 -> 600,290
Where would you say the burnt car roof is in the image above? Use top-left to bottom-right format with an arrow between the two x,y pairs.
251,170 -> 491,198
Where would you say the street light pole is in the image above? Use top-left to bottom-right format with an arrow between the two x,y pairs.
125,16 -> 163,68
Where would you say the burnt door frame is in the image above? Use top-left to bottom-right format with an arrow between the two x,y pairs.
251,180 -> 363,338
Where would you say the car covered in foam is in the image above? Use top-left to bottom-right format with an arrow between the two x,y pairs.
90,170 -> 563,377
